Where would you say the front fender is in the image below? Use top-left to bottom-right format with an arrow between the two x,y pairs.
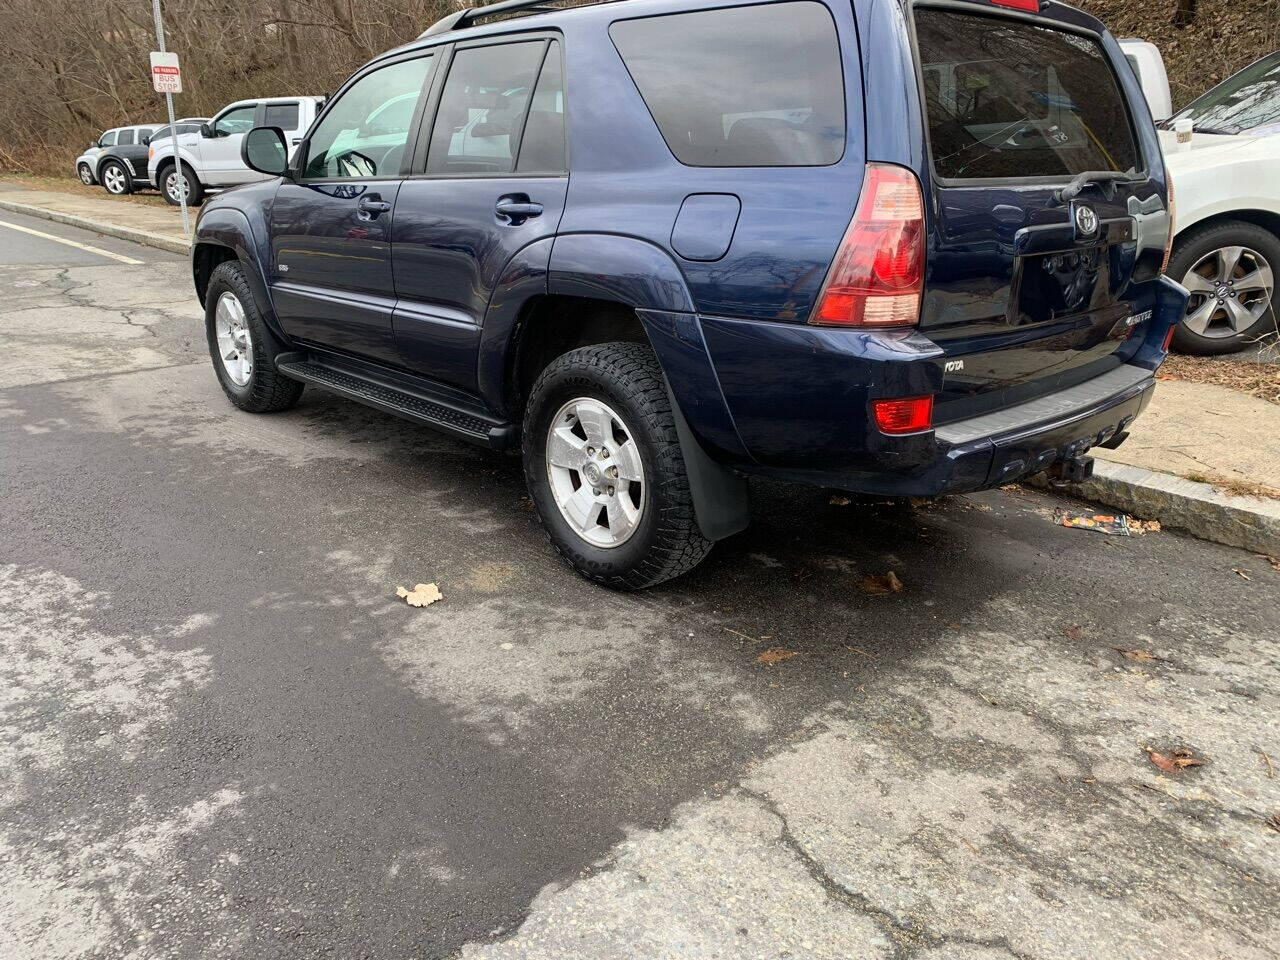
193,205 -> 288,345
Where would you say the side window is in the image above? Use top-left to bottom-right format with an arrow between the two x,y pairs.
118,129 -> 135,146
610,2 -> 845,167
304,56 -> 434,179
263,102 -> 300,130
517,42 -> 566,173
426,41 -> 545,176
100,130 -> 117,147
212,105 -> 257,137
138,128 -> 155,140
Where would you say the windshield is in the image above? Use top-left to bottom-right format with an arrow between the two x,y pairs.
1166,51 -> 1280,135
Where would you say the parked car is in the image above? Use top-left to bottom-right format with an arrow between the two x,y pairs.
1157,50 -> 1280,353
92,123 -> 164,195
190,0 -> 1184,588
148,98 -> 323,206
76,125 -> 157,187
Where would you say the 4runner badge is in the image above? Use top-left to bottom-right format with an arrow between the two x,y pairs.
944,360 -> 965,373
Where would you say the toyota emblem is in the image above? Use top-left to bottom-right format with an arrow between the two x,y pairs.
1074,204 -> 1099,236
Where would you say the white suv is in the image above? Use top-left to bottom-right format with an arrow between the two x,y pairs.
147,96 -> 324,206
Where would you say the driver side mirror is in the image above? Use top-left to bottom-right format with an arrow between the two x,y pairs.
242,126 -> 291,178
141,135 -> 151,146
200,122 -> 214,138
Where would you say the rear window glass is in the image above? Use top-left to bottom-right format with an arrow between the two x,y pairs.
915,10 -> 1139,180
264,102 -> 300,130
610,1 -> 844,167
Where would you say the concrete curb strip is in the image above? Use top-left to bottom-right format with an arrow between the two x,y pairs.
1031,459 -> 1280,556
0,198 -> 190,254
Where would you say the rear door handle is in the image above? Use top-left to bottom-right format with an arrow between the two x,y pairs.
495,195 -> 543,224
357,194 -> 392,219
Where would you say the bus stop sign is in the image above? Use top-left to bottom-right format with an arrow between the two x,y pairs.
149,52 -> 181,94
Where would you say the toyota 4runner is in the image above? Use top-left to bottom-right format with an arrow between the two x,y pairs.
191,0 -> 1188,588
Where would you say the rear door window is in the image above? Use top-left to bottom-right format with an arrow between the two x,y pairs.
264,102 -> 300,130
610,1 -> 844,167
517,41 -> 566,173
118,129 -> 135,146
425,41 -> 546,176
915,9 -> 1139,180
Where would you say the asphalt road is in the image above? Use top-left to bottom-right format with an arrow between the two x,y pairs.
2,215 -> 1277,960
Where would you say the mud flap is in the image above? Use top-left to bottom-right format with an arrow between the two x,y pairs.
667,386 -> 750,541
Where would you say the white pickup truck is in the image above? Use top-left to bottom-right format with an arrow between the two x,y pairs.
147,96 -> 324,207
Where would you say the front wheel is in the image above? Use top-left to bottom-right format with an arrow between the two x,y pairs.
77,163 -> 94,186
100,160 -> 131,196
204,261 -> 303,413
162,162 -> 204,206
1168,221 -> 1278,355
522,342 -> 713,590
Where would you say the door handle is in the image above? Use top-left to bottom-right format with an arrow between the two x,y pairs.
357,194 -> 392,219
495,195 -> 543,224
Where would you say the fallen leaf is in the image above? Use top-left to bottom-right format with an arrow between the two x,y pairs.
908,497 -> 931,508
1234,568 -> 1253,581
756,647 -> 798,665
861,571 -> 905,595
829,495 -> 851,506
1267,813 -> 1280,833
1146,746 -> 1205,774
1063,624 -> 1085,641
1264,555 -> 1280,573
999,483 -> 1019,491
396,582 -> 443,607
1262,750 -> 1275,779
1131,519 -> 1162,534
1115,646 -> 1162,663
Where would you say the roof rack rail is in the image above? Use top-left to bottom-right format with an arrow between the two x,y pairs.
420,0 -> 597,37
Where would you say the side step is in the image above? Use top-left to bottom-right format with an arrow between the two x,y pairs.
275,357 -> 516,450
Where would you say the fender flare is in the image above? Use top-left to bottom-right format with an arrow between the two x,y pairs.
94,152 -> 131,186
192,205 -> 290,346
481,232 -> 750,541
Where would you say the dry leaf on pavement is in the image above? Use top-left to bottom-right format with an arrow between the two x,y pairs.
1267,813 -> 1280,833
1265,555 -> 1280,573
1146,747 -> 1205,774
756,647 -> 798,665
1234,568 -> 1252,581
396,582 -> 443,607
829,495 -> 851,506
1062,624 -> 1085,641
861,571 -> 904,595
1131,519 -> 1162,534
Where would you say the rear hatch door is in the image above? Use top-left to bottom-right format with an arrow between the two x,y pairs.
913,4 -> 1169,423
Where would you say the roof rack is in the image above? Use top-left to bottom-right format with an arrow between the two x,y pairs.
420,0 -> 595,37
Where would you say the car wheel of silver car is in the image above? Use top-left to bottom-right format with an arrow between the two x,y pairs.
100,161 -> 130,196
522,341 -> 713,589
204,261 -> 303,413
77,163 -> 94,186
1169,220 -> 1279,355
162,163 -> 204,207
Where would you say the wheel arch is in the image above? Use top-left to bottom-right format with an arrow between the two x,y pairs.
192,206 -> 290,346
1174,206 -> 1280,244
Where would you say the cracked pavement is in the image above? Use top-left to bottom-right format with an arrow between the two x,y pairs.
1,213 -> 1278,960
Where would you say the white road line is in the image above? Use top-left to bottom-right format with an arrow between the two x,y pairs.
0,218 -> 144,265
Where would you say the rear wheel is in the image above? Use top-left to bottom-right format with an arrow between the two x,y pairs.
522,342 -> 713,589
162,162 -> 204,206
204,261 -> 303,413
77,163 -> 94,185
1169,221 -> 1278,355
100,160 -> 131,196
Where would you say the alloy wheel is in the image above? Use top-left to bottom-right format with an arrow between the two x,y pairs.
545,397 -> 646,548
166,170 -> 188,203
214,291 -> 254,387
103,165 -> 127,194
78,165 -> 93,185
1180,245 -> 1274,338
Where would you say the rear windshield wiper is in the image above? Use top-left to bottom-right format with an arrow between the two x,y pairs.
1053,169 -> 1135,203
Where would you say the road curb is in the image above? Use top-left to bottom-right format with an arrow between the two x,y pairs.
0,198 -> 189,255
1029,460 -> 1280,556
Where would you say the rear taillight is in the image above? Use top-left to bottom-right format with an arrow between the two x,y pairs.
1162,324 -> 1176,353
1161,171 -> 1176,275
873,396 -> 934,434
990,0 -> 1040,10
811,163 -> 925,328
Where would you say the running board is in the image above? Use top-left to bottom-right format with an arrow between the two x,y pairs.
275,356 -> 516,451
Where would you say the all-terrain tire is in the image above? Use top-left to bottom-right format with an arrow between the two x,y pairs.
204,261 -> 303,413
1168,220 -> 1279,355
522,342 -> 713,590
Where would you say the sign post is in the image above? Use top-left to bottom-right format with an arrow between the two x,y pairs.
149,3 -> 189,239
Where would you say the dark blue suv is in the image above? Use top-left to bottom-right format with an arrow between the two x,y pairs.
192,0 -> 1187,588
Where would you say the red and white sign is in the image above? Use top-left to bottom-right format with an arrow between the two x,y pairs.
149,51 -> 182,94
